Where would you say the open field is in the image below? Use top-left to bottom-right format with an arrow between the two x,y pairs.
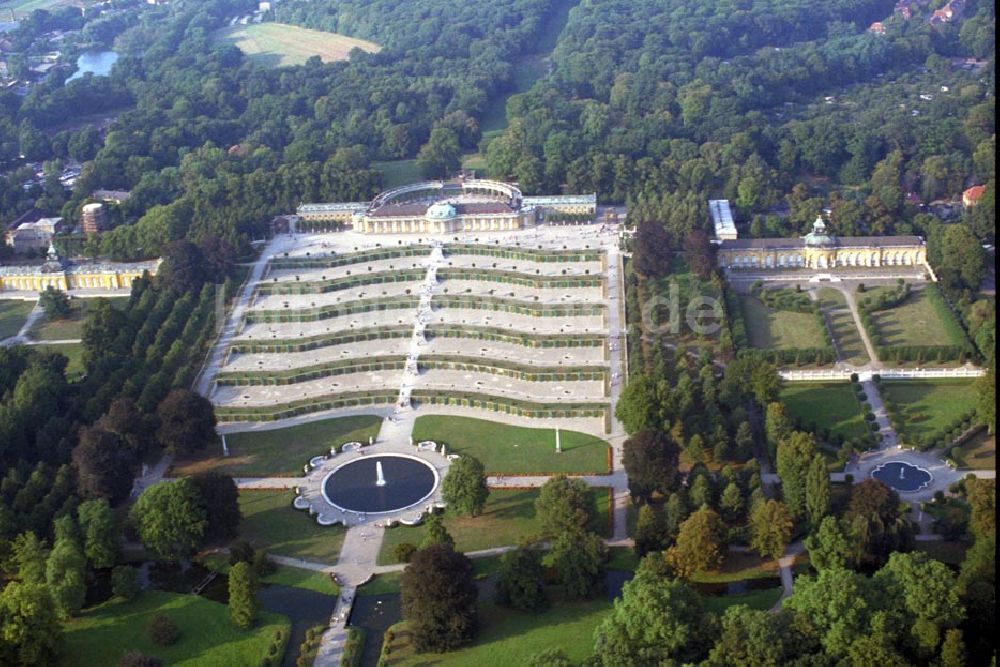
780,383 -> 869,442
371,159 -> 422,190
61,591 -> 289,667
213,23 -> 380,68
952,429 -> 995,470
412,415 -> 610,474
28,296 -> 127,341
172,414 -> 382,477
382,594 -> 612,666
238,490 -> 345,564
872,289 -> 967,348
881,380 -> 978,446
32,342 -> 85,380
0,299 -> 34,339
739,295 -> 826,350
377,488 -> 612,565
0,0 -> 83,17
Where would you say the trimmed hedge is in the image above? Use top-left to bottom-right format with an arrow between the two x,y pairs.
256,269 -> 425,295
417,355 -> 608,382
268,246 -> 431,270
424,324 -> 605,348
445,244 -> 601,263
215,390 -> 398,421
244,296 -> 419,324
431,294 -> 605,317
230,325 -> 413,354
437,267 -> 604,289
410,389 -> 609,420
216,356 -> 408,386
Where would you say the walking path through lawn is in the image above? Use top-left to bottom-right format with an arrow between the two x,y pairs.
0,300 -> 42,346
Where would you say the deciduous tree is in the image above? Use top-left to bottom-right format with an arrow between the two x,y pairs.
401,545 -> 478,652
749,499 -> 792,561
441,456 -> 488,517
228,561 -> 258,630
129,479 -> 207,560
665,507 -> 726,579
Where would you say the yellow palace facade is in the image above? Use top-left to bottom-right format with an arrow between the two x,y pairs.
717,217 -> 927,270
0,245 -> 159,293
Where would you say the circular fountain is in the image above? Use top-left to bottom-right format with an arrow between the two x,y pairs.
871,461 -> 932,493
321,454 -> 438,514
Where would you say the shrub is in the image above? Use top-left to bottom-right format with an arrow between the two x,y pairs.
850,373 -> 859,383
857,283 -> 866,293
112,566 -> 142,601
149,614 -> 179,646
119,651 -> 163,667
394,542 -> 417,563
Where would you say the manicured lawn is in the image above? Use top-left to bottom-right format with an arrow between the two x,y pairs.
412,415 -> 610,474
32,342 -> 86,380
357,571 -> 403,597
952,429 -> 995,470
872,288 -> 967,348
816,287 -> 846,310
61,591 -> 289,667
383,594 -> 612,666
172,414 -> 383,477
739,295 -> 826,350
238,490 -> 345,564
691,550 -> 784,584
202,554 -> 339,596
213,23 -> 380,68
701,587 -> 783,614
0,299 -> 34,339
827,307 -> 869,365
29,296 -> 128,341
372,160 -> 423,190
377,488 -> 611,565
880,380 -> 977,446
780,383 -> 869,442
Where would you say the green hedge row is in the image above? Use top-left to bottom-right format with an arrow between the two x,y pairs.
268,246 -> 431,270
244,296 -> 419,323
410,389 -> 609,420
437,267 -> 603,288
425,324 -> 605,348
737,347 -> 837,365
215,356 -> 408,386
256,269 -> 425,295
445,244 -> 601,263
418,355 -> 608,382
215,391 -> 398,421
229,325 -> 413,354
431,294 -> 605,317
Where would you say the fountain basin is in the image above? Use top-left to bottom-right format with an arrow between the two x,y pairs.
321,454 -> 438,514
871,461 -> 932,493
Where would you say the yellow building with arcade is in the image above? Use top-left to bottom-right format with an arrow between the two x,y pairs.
717,216 -> 928,271
0,244 -> 159,293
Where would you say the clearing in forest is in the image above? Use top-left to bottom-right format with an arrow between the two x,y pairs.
213,23 -> 380,68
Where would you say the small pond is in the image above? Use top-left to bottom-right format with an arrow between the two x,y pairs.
871,460 -> 932,493
323,455 -> 437,513
68,50 -> 118,82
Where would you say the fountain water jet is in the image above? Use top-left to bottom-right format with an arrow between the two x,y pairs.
375,461 -> 387,487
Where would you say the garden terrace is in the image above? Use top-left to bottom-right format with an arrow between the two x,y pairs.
430,294 -> 606,317
417,355 -> 609,382
424,324 -> 606,348
445,244 -> 602,262
422,335 -> 606,366
436,267 -> 605,289
214,370 -> 402,408
251,281 -> 422,311
417,367 -> 606,402
225,338 -> 411,373
214,389 -> 398,422
215,355 -> 408,386
437,279 -> 604,304
243,295 -> 419,323
441,253 -> 603,276
431,307 -> 604,335
267,245 -> 431,270
228,324 -> 412,354
881,379 -> 980,449
255,268 -> 426,295
410,390 -> 610,423
866,285 -> 974,363
266,256 -> 430,283
780,382 -> 872,446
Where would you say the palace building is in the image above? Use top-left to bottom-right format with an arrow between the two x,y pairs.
0,243 -> 159,292
716,216 -> 928,270
297,177 -> 596,234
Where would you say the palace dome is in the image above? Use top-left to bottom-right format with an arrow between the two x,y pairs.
425,202 -> 457,220
804,215 -> 835,246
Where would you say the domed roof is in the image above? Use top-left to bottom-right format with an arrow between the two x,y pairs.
426,202 -> 457,219
804,215 -> 835,246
